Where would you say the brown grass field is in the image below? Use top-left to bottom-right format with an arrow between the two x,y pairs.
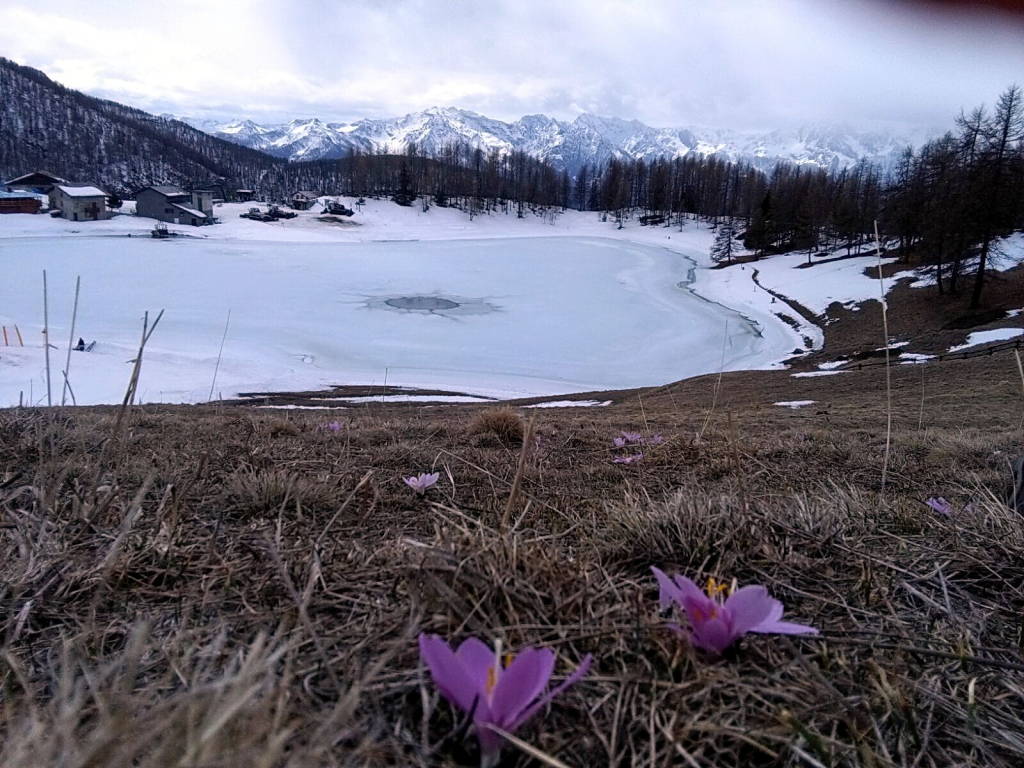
1,270 -> 1023,767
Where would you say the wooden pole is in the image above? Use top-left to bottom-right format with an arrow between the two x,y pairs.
43,270 -> 52,407
15,324 -> 23,346
61,275 -> 81,407
2,326 -> 7,346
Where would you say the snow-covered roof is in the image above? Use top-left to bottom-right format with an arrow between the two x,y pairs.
0,189 -> 40,199
171,203 -> 209,219
292,190 -> 319,198
5,170 -> 66,185
56,185 -> 107,198
148,185 -> 186,196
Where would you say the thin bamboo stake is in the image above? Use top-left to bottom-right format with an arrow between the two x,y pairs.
1014,348 -> 1024,432
2,326 -> 7,346
15,324 -> 23,346
61,275 -> 81,406
208,308 -> 231,402
875,221 -> 893,493
42,270 -> 52,407
917,361 -> 926,432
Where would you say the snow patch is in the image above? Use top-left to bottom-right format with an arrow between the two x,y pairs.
523,399 -> 612,408
316,395 -> 492,404
948,328 -> 1024,353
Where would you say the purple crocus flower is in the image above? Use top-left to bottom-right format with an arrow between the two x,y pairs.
404,472 -> 439,494
612,453 -> 644,464
419,634 -> 592,761
652,567 -> 818,656
926,497 -> 954,516
614,431 -> 664,448
319,420 -> 343,432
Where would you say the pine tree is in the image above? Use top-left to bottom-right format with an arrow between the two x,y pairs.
710,220 -> 737,265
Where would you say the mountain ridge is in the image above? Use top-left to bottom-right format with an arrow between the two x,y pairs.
179,106 -> 928,174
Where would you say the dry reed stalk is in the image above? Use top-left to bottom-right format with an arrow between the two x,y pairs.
1015,348 -> 1024,431
114,309 -> 164,436
697,319 -> 729,443
42,270 -> 52,407
60,275 -> 80,407
502,416 -> 536,531
874,221 -> 893,492
207,308 -> 231,403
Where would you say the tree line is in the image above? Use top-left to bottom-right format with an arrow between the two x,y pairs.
575,86 -> 1023,307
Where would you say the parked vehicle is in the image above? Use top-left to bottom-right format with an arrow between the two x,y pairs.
324,200 -> 355,216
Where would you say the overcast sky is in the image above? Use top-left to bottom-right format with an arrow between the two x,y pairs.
2,0 -> 1023,132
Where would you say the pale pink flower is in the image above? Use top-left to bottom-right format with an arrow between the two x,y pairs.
404,472 -> 439,494
612,453 -> 644,464
926,497 -> 954,516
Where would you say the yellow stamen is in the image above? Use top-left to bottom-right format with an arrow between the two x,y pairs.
485,665 -> 498,694
504,652 -> 515,668
706,577 -> 729,599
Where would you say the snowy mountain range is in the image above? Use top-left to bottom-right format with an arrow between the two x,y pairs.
179,107 -> 927,174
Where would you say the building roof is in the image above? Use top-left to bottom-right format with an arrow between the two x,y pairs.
0,189 -> 41,199
236,189 -> 255,193
5,170 -> 67,185
146,185 -> 187,196
55,185 -> 108,198
171,203 -> 209,219
293,190 -> 319,198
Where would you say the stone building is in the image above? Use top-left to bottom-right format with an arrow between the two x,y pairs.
135,186 -> 214,226
48,184 -> 110,221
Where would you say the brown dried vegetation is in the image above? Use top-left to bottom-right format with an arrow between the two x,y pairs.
1,350 -> 1023,766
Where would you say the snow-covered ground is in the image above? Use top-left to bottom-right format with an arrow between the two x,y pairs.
896,232 -> 1024,288
0,200 -> 913,406
948,327 -> 1024,353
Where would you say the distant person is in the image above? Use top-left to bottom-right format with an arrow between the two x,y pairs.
74,337 -> 85,351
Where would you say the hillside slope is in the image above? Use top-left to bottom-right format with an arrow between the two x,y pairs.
0,58 -> 281,194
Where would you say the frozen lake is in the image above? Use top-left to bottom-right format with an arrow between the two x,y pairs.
0,235 -> 782,405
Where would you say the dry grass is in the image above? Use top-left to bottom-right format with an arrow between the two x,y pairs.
469,406 -> 525,445
1,350 -> 1023,766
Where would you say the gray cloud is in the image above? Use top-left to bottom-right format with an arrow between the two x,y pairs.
2,0 -> 1022,132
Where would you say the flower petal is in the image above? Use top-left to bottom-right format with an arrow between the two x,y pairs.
723,585 -> 777,636
672,574 -> 709,607
690,615 -> 733,655
750,619 -> 819,636
651,566 -> 683,610
419,633 -> 483,713
455,637 -> 497,684
512,653 -> 593,730
490,647 -> 555,726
